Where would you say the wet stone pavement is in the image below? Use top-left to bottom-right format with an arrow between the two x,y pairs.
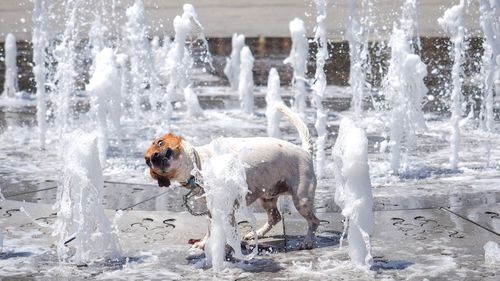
1,90 -> 500,279
0,190 -> 499,279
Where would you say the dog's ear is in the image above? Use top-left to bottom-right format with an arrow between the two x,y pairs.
150,169 -> 171,187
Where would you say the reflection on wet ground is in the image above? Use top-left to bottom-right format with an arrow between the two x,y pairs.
1,200 -> 499,279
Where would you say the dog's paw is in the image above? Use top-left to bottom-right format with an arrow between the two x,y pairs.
298,238 -> 315,250
243,231 -> 262,241
192,240 -> 206,249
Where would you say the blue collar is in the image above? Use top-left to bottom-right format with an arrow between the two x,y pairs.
186,175 -> 197,189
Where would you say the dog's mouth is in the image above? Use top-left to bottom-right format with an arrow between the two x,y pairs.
159,157 -> 170,173
148,159 -> 170,174
149,148 -> 174,170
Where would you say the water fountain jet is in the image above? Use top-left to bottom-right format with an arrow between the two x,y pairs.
383,5 -> 428,173
33,0 -> 48,149
53,131 -> 121,264
1,33 -> 19,100
238,46 -> 254,115
347,0 -> 370,116
312,0 -> 329,179
438,0 -> 467,170
203,140 -> 257,270
224,34 -> 246,91
284,18 -> 309,118
87,48 -> 122,163
479,0 -> 500,167
265,68 -> 283,139
124,0 -> 152,120
333,118 -> 373,268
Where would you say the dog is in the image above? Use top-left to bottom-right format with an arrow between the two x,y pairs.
145,104 -> 320,249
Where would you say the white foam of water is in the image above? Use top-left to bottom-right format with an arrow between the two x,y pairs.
184,86 -> 204,118
407,255 -> 457,279
484,241 -> 500,265
165,13 -> 192,94
333,118 -> 374,268
238,46 -> 254,115
284,18 -> 308,117
182,4 -> 213,69
87,48 -> 123,163
265,68 -> 283,139
164,4 -> 209,121
89,15 -> 106,63
438,0 -> 466,170
479,0 -> 500,167
151,36 -> 171,83
224,34 -> 246,91
2,33 -> 19,99
347,0 -> 369,116
52,0 -> 80,136
401,0 -> 421,51
32,0 -> 48,150
383,26 -> 427,173
124,0 -> 157,121
312,0 -> 328,179
202,139 -> 257,270
53,131 -> 121,264
151,36 -> 172,111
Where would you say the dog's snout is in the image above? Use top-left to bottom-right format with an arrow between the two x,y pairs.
152,152 -> 161,164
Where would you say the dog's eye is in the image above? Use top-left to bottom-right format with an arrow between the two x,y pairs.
145,158 -> 151,167
157,141 -> 163,147
165,148 -> 173,158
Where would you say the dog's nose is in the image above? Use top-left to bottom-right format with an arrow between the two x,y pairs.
151,152 -> 161,165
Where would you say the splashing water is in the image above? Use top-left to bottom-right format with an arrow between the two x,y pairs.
1,33 -> 19,99
438,0 -> 467,170
401,0 -> 421,51
224,33 -> 246,91
312,0 -> 328,179
333,118 -> 374,268
202,140 -> 258,270
484,241 -> 500,265
52,0 -> 81,136
265,68 -> 283,139
33,0 -> 48,149
182,4 -> 214,70
238,46 -> 254,115
347,0 -> 370,116
479,0 -> 500,167
53,131 -> 121,264
124,0 -> 152,120
284,18 -> 309,118
383,25 -> 427,173
163,4 -> 209,120
184,86 -> 204,118
87,47 -> 123,163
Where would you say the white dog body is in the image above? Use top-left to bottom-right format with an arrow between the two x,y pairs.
146,104 -> 320,249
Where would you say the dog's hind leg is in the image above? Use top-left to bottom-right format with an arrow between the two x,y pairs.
292,180 -> 320,250
243,197 -> 281,240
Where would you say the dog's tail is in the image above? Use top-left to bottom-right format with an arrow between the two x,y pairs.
275,102 -> 312,154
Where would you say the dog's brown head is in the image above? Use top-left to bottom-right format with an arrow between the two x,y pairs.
145,133 -> 183,187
